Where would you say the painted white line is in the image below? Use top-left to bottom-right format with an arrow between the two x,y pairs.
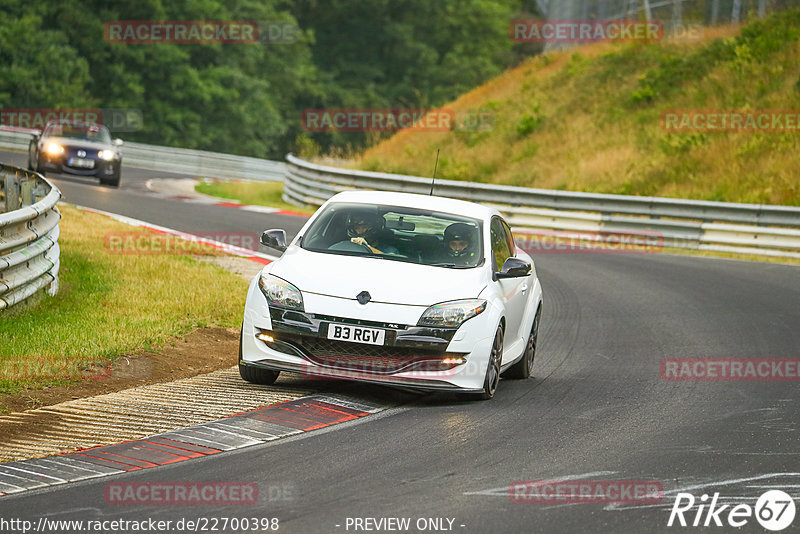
240,205 -> 280,214
746,484 -> 800,488
660,472 -> 800,497
604,472 -> 800,512
463,471 -> 618,497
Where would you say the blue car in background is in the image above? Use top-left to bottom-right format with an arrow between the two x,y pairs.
28,120 -> 123,187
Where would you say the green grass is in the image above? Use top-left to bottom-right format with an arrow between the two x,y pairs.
352,10 -> 800,206
196,181 -> 316,214
0,205 -> 248,395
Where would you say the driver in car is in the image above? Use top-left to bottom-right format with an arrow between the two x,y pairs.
348,212 -> 388,254
440,223 -> 479,265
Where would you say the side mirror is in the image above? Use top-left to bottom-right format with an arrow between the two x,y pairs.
113,138 -> 124,147
495,257 -> 531,279
261,229 -> 288,252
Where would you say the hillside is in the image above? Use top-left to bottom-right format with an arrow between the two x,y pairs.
352,10 -> 800,205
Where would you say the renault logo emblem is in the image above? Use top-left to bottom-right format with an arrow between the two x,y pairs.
356,291 -> 371,305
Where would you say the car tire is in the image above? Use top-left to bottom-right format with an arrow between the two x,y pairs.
238,326 -> 280,385
459,325 -> 503,401
28,144 -> 36,171
503,306 -> 541,379
100,167 -> 121,187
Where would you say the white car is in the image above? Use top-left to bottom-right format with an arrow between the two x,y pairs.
239,191 -> 543,400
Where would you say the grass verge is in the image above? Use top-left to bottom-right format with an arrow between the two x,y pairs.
195,180 -> 316,215
0,205 -> 248,399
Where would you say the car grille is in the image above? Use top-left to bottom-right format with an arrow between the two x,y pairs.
268,333 -> 462,374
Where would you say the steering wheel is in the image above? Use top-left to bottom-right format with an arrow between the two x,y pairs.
329,240 -> 373,253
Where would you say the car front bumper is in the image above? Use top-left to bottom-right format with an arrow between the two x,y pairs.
240,276 -> 496,392
39,154 -> 118,176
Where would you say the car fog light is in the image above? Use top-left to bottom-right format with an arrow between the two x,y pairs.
257,333 -> 275,343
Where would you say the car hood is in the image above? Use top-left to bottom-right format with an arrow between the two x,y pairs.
44,137 -> 111,150
268,246 -> 488,306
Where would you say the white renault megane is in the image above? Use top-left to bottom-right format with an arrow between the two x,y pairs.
239,191 -> 542,400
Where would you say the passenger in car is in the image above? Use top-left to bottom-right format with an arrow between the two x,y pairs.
439,223 -> 479,265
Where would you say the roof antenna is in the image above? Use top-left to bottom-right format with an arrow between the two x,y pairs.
430,149 -> 440,196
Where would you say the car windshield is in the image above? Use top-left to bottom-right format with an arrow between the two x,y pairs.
46,122 -> 112,144
301,202 -> 483,268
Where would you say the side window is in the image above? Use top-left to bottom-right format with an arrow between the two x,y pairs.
490,218 -> 513,271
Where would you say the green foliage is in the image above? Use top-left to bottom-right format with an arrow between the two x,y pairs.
629,8 -> 800,107
0,0 -> 536,158
659,133 -> 708,155
294,133 -> 321,159
0,13 -> 93,107
516,103 -> 542,137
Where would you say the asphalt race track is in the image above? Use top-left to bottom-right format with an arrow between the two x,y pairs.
0,149 -> 307,250
1,148 -> 799,533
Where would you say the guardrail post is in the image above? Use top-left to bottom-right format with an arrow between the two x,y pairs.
4,171 -> 20,213
32,181 -> 48,203
21,174 -> 34,206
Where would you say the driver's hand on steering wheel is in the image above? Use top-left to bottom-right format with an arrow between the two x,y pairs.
351,237 -> 368,246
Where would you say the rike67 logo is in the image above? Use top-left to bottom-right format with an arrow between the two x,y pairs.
668,490 -> 796,531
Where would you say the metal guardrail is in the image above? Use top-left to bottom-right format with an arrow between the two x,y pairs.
0,129 -> 285,182
284,154 -> 800,259
0,164 -> 61,311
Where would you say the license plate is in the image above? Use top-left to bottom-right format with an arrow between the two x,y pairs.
68,158 -> 94,168
327,324 -> 385,345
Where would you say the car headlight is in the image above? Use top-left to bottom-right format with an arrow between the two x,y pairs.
98,149 -> 115,161
259,274 -> 303,311
44,142 -> 64,156
418,299 -> 487,328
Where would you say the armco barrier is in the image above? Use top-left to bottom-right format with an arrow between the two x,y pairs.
283,154 -> 800,259
0,129 -> 284,182
0,164 -> 61,311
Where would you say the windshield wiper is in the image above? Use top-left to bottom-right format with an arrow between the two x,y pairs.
430,262 -> 473,269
